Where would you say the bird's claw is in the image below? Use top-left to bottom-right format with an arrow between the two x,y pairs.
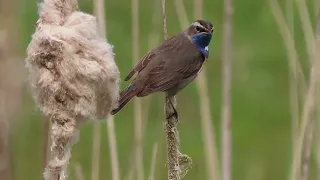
166,109 -> 178,120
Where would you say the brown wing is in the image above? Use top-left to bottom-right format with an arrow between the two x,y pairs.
124,51 -> 156,81
136,37 -> 206,96
124,33 -> 183,81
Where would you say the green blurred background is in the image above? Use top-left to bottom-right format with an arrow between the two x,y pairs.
4,0 -> 319,179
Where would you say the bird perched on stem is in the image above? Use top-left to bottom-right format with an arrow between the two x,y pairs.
111,20 -> 214,118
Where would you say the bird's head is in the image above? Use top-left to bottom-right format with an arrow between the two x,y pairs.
186,20 -> 214,50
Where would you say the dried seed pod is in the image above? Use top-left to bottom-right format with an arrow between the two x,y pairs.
25,0 -> 120,179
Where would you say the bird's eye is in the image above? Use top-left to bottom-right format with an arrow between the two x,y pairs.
196,26 -> 200,32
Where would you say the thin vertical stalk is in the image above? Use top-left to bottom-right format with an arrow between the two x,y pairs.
294,0 -> 316,63
93,0 -> 121,180
74,163 -> 84,180
286,0 -> 300,155
162,1 -> 181,180
269,1 -> 315,180
132,0 -> 144,178
316,2 -> 320,180
107,117 -> 120,180
91,0 -> 106,178
292,0 -> 317,179
301,8 -> 320,180
188,0 -> 221,179
0,0 -> 22,179
148,142 -> 158,180
221,0 -> 233,180
42,120 -> 50,172
91,124 -> 101,180
267,0 -> 307,94
142,0 -> 161,131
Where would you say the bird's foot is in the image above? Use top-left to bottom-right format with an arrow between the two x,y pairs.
166,110 -> 178,120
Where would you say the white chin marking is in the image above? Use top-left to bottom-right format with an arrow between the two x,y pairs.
205,46 -> 208,51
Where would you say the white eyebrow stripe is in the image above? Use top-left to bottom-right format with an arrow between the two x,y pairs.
192,22 -> 206,30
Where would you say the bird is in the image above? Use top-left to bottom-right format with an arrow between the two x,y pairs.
111,19 -> 214,118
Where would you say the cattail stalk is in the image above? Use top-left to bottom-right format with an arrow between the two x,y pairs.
142,0 -> 161,122
268,1 -> 307,95
175,0 -> 220,179
126,2 -> 161,177
148,142 -> 159,180
131,0 -> 144,178
42,119 -> 51,170
91,123 -> 101,180
0,0 -> 23,179
162,0 -> 179,179
316,2 -> 320,180
292,0 -> 317,179
268,1 -> 315,180
90,4 -> 103,179
221,0 -> 233,180
301,9 -> 320,180
162,1 -> 192,179
93,0 -> 121,179
74,163 -> 84,180
286,0 -> 300,154
106,117 -> 120,180
26,0 -> 120,179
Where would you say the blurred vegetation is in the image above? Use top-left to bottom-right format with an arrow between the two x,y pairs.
7,0 -> 319,179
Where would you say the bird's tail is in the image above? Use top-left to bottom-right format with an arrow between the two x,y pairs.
111,82 -> 139,115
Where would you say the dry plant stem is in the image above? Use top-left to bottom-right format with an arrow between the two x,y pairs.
106,117 -> 120,180
173,0 -> 189,29
0,0 -> 23,179
0,96 -> 10,180
90,0 -> 106,179
301,12 -> 320,180
162,1 -> 180,179
291,0 -> 317,179
132,0 -> 144,178
148,142 -> 159,180
296,64 -> 318,180
42,120 -> 50,170
268,1 -> 308,180
142,0 -> 161,133
295,0 -> 316,64
94,0 -> 121,178
316,2 -> 320,179
268,0 -> 307,96
269,1 -> 316,180
301,120 -> 315,180
189,0 -> 221,179
162,0 -> 168,40
164,96 -> 180,180
286,0 -> 300,155
91,123 -> 101,180
127,2 -> 161,176
221,0 -> 233,180
74,163 -> 84,180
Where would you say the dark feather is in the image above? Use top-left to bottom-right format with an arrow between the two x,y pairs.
124,52 -> 156,81
110,82 -> 141,115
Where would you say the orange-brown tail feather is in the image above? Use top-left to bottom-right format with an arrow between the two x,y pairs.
111,83 -> 138,115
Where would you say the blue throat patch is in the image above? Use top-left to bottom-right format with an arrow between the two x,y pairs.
191,33 -> 212,58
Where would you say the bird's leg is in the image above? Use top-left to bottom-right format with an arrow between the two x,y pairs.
166,97 -> 178,120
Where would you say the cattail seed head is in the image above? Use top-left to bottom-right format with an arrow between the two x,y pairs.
26,9 -> 120,122
26,0 -> 120,179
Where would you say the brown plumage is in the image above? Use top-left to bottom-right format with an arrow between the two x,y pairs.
111,20 -> 214,115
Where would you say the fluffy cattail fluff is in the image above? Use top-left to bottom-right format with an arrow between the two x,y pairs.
25,0 -> 120,179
